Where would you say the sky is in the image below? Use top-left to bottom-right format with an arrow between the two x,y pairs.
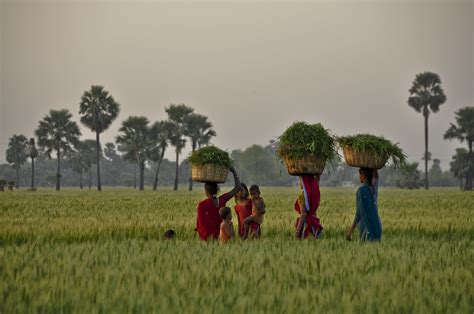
0,0 -> 473,170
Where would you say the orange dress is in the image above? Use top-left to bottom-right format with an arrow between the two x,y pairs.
219,221 -> 233,243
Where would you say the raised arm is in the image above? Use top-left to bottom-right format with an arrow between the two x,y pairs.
227,167 -> 241,198
225,222 -> 234,238
256,198 -> 266,214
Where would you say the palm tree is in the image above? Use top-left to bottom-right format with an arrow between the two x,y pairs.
397,162 -> 422,189
82,139 -> 100,189
198,125 -> 216,148
6,134 -> 28,188
68,140 -> 99,189
104,143 -> 122,188
104,143 -> 117,160
35,109 -> 81,191
116,116 -> 151,191
79,85 -> 120,191
184,113 -> 216,191
67,142 -> 88,189
149,120 -> 173,191
24,138 -> 39,190
165,104 -> 194,191
168,124 -> 186,191
449,148 -> 469,190
408,72 -> 447,189
444,107 -> 474,190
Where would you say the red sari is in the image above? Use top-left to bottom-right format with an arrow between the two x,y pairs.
294,175 -> 323,238
234,199 -> 260,237
196,193 -> 232,241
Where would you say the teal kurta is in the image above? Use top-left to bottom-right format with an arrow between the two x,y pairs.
354,182 -> 382,241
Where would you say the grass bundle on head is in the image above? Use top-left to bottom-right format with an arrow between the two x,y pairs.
188,146 -> 233,168
277,121 -> 337,161
337,134 -> 406,167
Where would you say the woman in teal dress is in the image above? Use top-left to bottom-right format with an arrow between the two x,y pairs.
346,168 -> 382,242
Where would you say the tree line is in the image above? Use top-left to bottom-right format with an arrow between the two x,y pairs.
2,73 -> 474,191
0,138 -> 462,190
2,85 -> 216,191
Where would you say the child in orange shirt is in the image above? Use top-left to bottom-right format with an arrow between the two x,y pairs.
243,185 -> 266,239
219,207 -> 234,244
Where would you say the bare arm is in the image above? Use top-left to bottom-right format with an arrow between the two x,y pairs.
256,198 -> 266,214
236,210 -> 241,236
227,167 -> 241,198
346,222 -> 357,241
224,222 -> 234,238
373,169 -> 379,185
229,223 -> 234,238
347,190 -> 362,241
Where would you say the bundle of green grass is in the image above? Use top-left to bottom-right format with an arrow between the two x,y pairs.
337,134 -> 406,169
189,146 -> 233,183
277,121 -> 337,175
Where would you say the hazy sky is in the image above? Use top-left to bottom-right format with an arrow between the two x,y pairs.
0,0 -> 473,169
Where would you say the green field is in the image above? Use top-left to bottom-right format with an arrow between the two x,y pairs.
0,187 -> 473,313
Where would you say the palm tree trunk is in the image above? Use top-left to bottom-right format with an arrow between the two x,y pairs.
31,158 -> 35,190
139,161 -> 145,191
96,131 -> 102,191
174,150 -> 179,191
15,167 -> 20,189
89,167 -> 92,189
56,148 -> 61,191
153,148 -> 166,191
133,163 -> 137,189
465,140 -> 473,190
188,142 -> 196,191
423,112 -> 429,190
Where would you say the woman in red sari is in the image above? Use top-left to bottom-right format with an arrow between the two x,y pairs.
195,167 -> 241,241
234,183 -> 261,239
294,175 -> 323,239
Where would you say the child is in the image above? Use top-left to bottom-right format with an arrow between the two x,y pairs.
219,207 -> 234,244
164,229 -> 176,240
234,183 -> 252,238
242,185 -> 266,239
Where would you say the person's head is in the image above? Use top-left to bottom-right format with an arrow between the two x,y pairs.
164,229 -> 176,240
219,207 -> 232,220
204,182 -> 219,200
235,183 -> 249,202
249,185 -> 261,199
359,168 -> 374,185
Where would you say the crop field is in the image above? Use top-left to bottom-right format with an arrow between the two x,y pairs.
0,187 -> 473,313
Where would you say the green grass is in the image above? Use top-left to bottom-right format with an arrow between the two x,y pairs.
0,187 -> 473,313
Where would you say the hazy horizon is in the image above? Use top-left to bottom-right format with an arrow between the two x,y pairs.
0,0 -> 473,170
